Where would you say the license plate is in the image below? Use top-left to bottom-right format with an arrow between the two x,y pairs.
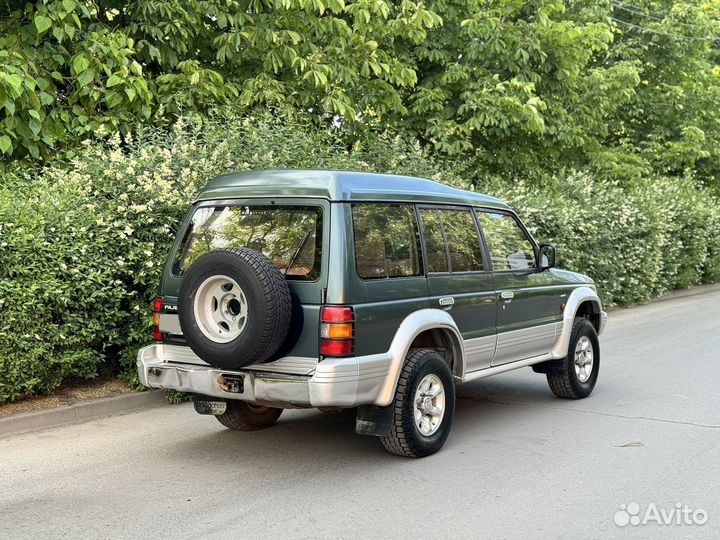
193,399 -> 227,415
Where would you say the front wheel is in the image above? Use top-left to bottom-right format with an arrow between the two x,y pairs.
545,318 -> 600,399
380,349 -> 456,458
216,401 -> 283,431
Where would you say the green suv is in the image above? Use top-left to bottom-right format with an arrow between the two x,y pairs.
138,170 -> 607,457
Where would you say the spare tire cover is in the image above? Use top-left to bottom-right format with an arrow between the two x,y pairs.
178,248 -> 292,370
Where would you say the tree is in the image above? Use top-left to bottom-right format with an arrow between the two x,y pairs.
600,0 -> 720,187
0,0 -> 441,161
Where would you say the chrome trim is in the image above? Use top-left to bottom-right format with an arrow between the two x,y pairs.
155,343 -> 317,376
551,286 -> 605,359
138,343 -> 397,407
138,344 -> 311,406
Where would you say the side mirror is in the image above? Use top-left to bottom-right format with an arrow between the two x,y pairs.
537,244 -> 556,271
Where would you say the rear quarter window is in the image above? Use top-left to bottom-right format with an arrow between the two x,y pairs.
351,203 -> 423,279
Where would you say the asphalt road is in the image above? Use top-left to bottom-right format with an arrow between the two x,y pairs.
2,290 -> 719,539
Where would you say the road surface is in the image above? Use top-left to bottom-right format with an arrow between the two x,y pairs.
1,290 -> 719,539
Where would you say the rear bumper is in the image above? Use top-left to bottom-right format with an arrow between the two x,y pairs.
137,344 -> 392,408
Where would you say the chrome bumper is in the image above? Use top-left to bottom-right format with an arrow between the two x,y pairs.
137,344 -> 393,408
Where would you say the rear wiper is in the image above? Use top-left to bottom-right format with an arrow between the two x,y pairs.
283,231 -> 311,276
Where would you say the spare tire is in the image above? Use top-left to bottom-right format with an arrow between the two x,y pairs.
178,248 -> 292,370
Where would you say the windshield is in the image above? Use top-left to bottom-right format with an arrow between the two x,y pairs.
173,205 -> 323,281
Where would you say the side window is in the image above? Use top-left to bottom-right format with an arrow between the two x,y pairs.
419,208 -> 484,273
477,211 -> 536,271
418,208 -> 448,272
351,203 -> 423,279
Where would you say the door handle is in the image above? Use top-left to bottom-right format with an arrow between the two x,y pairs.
438,296 -> 455,307
500,291 -> 514,300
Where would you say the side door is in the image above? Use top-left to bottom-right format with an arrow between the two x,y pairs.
475,210 -> 563,366
417,206 -> 497,373
349,202 -> 429,358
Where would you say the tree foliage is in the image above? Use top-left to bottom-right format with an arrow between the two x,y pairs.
1,1 -> 718,189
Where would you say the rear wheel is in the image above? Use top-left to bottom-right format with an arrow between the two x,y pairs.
380,349 -> 455,458
216,401 -> 283,431
545,318 -> 600,399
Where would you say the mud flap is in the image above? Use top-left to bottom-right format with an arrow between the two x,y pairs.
355,404 -> 393,436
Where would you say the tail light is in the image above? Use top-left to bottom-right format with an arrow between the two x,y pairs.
320,306 -> 354,357
152,296 -> 163,341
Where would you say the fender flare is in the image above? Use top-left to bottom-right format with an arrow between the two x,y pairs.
550,286 -> 604,360
374,308 -> 463,407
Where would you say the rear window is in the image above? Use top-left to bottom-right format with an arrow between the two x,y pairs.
352,203 -> 423,279
173,205 -> 323,280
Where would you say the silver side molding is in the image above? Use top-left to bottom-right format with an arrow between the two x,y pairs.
463,352 -> 553,382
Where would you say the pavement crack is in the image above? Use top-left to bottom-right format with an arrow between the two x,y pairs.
549,408 -> 720,429
459,396 -> 720,429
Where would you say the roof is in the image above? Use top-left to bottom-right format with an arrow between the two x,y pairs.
197,169 -> 508,208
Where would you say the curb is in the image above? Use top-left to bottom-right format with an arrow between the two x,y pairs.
606,282 -> 720,312
649,282 -> 720,303
0,390 -> 168,437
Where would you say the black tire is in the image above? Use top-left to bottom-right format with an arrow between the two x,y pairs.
216,401 -> 283,431
178,248 -> 292,370
546,318 -> 600,399
380,349 -> 456,458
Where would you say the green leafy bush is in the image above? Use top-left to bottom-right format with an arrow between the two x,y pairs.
0,112 -> 718,402
489,174 -> 720,306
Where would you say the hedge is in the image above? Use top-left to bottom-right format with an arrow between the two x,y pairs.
1,112 -> 718,402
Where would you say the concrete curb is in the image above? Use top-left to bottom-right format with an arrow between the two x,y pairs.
649,282 -> 720,303
0,390 -> 168,437
606,282 -> 720,312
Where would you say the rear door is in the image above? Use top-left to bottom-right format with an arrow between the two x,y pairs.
349,202 -> 429,358
475,210 -> 561,366
418,206 -> 497,373
161,199 -> 329,367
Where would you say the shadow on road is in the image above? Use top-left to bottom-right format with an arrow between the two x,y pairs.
164,372 -> 559,464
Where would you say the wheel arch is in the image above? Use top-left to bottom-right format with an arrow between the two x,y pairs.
374,309 -> 464,407
551,286 -> 604,360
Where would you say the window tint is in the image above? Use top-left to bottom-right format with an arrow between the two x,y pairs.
477,212 -> 536,271
419,208 -> 484,273
418,208 -> 448,273
352,204 -> 423,279
174,205 -> 322,280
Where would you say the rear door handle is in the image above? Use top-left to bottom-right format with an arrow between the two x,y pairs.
439,296 -> 455,307
500,291 -> 514,300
